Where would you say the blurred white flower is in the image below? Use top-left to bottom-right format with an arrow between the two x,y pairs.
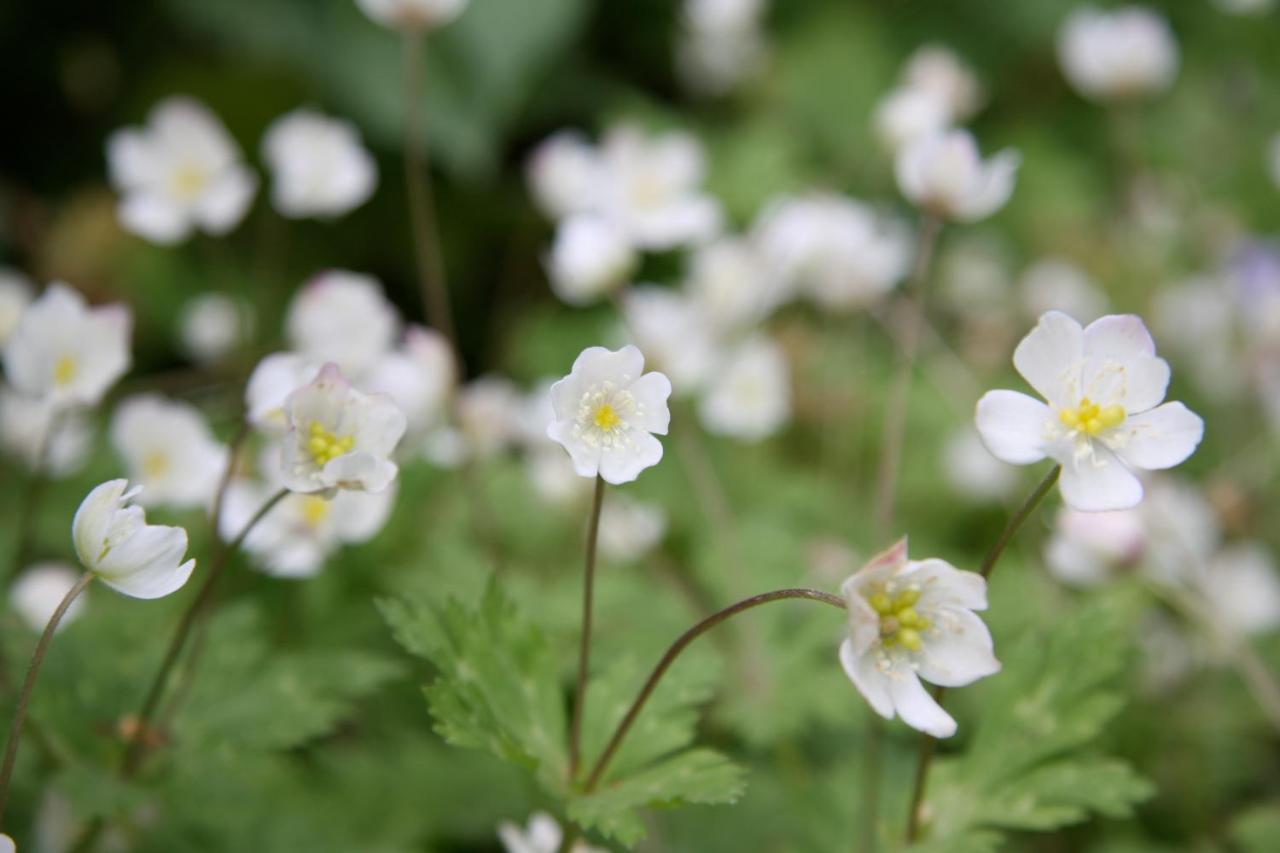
526,131 -> 603,220
753,193 -> 912,311
937,235 -> 1013,313
839,538 -> 1000,738
547,345 -> 672,485
1044,505 -> 1146,587
698,336 -> 790,441
1227,241 -> 1280,347
110,395 -> 228,510
246,352 -> 324,432
10,562 -> 88,633
285,270 -> 400,377
976,312 -> 1203,511
262,109 -> 377,219
684,237 -> 781,332
1020,259 -> 1108,324
1057,6 -> 1179,102
281,363 -> 407,494
0,269 -> 33,346
598,495 -> 668,561
896,130 -> 1019,222
356,0 -> 468,31
106,96 -> 257,244
941,427 -> 1016,502
1141,476 -> 1220,586
901,44 -> 982,122
515,379 -> 558,447
2,282 -> 131,408
621,285 -> 720,396
73,479 -> 195,599
422,425 -> 469,468
362,326 -> 456,436
545,215 -> 636,306
497,812 -> 607,853
675,0 -> 768,96
873,87 -> 951,152
179,292 -> 252,364
1151,276 -> 1241,402
456,376 -> 526,459
1203,543 -> 1280,635
0,832 -> 13,853
0,385 -> 93,476
525,445 -> 592,507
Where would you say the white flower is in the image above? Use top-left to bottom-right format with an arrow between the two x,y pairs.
839,538 -> 1000,738
684,236 -> 781,332
547,345 -> 672,485
281,363 -> 407,494
975,311 -> 1204,511
0,385 -> 93,476
356,0 -> 468,31
1141,476 -> 1220,586
1203,543 -> 1280,636
941,427 -> 1016,503
1151,276 -> 1240,402
497,812 -> 606,853
598,495 -> 668,562
902,44 -> 982,122
286,270 -> 401,378
10,562 -> 88,633
545,215 -> 636,305
698,336 -> 791,441
1044,506 -> 1146,587
525,445 -> 592,507
106,96 -> 257,244
179,292 -> 251,364
0,832 -> 13,853
246,352 -> 324,432
621,286 -> 720,396
110,395 -> 228,510
2,282 -> 131,408
675,0 -> 768,96
1057,6 -> 1179,102
526,131 -> 603,220
72,479 -> 195,599
0,268 -> 33,346
262,109 -> 377,219
896,130 -> 1019,222
456,376 -> 526,459
873,87 -> 951,152
362,326 -> 456,436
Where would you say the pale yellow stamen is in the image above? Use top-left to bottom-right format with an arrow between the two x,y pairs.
1058,397 -> 1125,437
300,495 -> 330,528
593,403 -> 622,431
869,586 -> 930,652
170,164 -> 208,199
54,356 -> 77,386
143,452 -> 170,480
306,421 -> 354,465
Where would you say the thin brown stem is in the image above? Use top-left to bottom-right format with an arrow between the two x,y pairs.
0,570 -> 93,823
583,588 -> 846,792
568,476 -> 606,782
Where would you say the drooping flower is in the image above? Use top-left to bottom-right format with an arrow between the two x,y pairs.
106,96 -> 257,244
72,479 -> 195,599
698,336 -> 791,441
497,812 -> 607,853
179,292 -> 252,364
356,0 -> 469,31
1057,6 -> 1179,102
0,385 -> 93,477
285,270 -> 400,377
598,495 -> 668,562
281,363 -> 407,494
109,395 -> 228,509
2,282 -> 131,408
547,345 -> 672,485
545,214 -> 636,306
10,562 -> 88,633
895,130 -> 1019,222
0,268 -> 33,346
262,109 -> 378,219
839,538 -> 1000,738
975,311 -> 1204,511
621,286 -> 720,396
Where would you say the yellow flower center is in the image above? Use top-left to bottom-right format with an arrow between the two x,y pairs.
143,452 -> 170,480
306,421 -> 354,466
868,587 -> 931,652
170,164 -> 209,199
1058,397 -> 1125,437
54,355 -> 77,386
300,495 -> 331,528
593,403 -> 622,431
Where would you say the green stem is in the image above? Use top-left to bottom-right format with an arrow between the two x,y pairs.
568,476 -> 606,782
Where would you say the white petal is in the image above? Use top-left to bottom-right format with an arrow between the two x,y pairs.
915,608 -> 1000,687
572,345 -> 646,387
888,668 -> 957,737
903,559 -> 989,611
118,194 -> 191,244
195,166 -> 257,234
1079,354 -> 1170,414
1012,311 -> 1084,408
1057,445 -> 1143,511
974,390 -> 1051,464
97,524 -> 194,600
627,372 -> 673,434
1082,314 -> 1156,360
100,557 -> 195,600
106,130 -> 158,189
1110,402 -> 1203,471
72,479 -> 128,569
838,639 -> 894,719
954,148 -> 1019,222
323,452 -> 399,493
597,431 -> 663,485
547,420 -> 601,479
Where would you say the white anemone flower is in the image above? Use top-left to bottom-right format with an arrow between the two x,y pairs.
285,270 -> 401,378
547,345 -> 672,485
621,285 -> 720,396
110,395 -> 228,510
698,337 -> 791,441
526,131 -> 603,220
357,0 -> 469,31
179,292 -> 251,364
497,812 -> 607,853
976,311 -> 1204,512
246,352 -> 324,432
262,109 -> 378,219
362,326 -> 457,437
1044,506 -> 1147,587
684,237 -> 780,332
10,562 -> 88,633
281,363 -> 407,494
106,96 -> 257,244
73,479 -> 195,599
2,282 -> 131,408
0,385 -> 93,476
0,269 -> 33,346
896,130 -> 1019,223
1057,6 -> 1179,102
545,214 -> 636,306
839,538 -> 1000,738
598,495 -> 668,562
872,87 -> 951,152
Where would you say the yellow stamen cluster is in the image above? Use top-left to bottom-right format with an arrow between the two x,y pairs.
593,403 -> 622,431
1058,397 -> 1125,436
53,355 -> 77,386
300,495 -> 331,528
306,421 -> 354,465
869,587 -> 930,652
170,164 -> 208,199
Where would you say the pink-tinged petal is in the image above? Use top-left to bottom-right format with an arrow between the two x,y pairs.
1056,445 -> 1143,512
915,608 -> 1001,687
839,639 -> 894,719
888,669 -> 957,737
1012,311 -> 1084,408
1079,354 -> 1170,414
975,390 -> 1051,465
627,372 -> 673,434
1110,402 -> 1204,471
597,431 -> 663,485
1082,314 -> 1156,361
842,538 -> 908,602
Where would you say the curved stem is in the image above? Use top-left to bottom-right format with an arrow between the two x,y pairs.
0,570 -> 93,823
583,588 -> 846,792
120,488 -> 288,776
568,476 -> 606,782
904,464 -> 1060,842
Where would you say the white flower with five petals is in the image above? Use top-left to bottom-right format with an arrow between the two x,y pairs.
285,270 -> 400,378
72,480 -> 195,599
895,130 -> 1019,222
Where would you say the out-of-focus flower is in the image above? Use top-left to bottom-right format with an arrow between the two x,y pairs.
941,427 -> 1017,502
675,0 -> 768,96
1202,544 -> 1280,635
246,352 -> 323,432
356,0 -> 469,31
497,812 -> 607,853
262,109 -> 377,219
839,538 -> 999,738
1057,6 -> 1179,102
547,345 -> 672,485
106,96 -> 257,244
1228,241 -> 1280,346
0,269 -> 33,346
873,87 -> 951,152
110,395 -> 228,510
1142,476 -> 1220,586
0,832 -> 13,853
285,270 -> 400,377
281,364 -> 407,494
1020,259 -> 1108,324
1044,506 -> 1147,587
684,237 -> 781,332
73,479 -> 195,599
0,385 -> 93,476
10,562 -> 88,632
526,131 -> 602,220
753,193 -> 911,310
698,337 -> 791,441
179,292 -> 252,364
362,326 -> 456,437
456,376 -> 526,459
621,286 -> 720,396
525,445 -> 592,507
1151,276 -> 1241,402
976,312 -> 1203,511
545,215 -> 636,306
896,130 -> 1019,222
3,283 -> 131,408
938,235 -> 1013,314
598,495 -> 668,561
901,44 -> 982,122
